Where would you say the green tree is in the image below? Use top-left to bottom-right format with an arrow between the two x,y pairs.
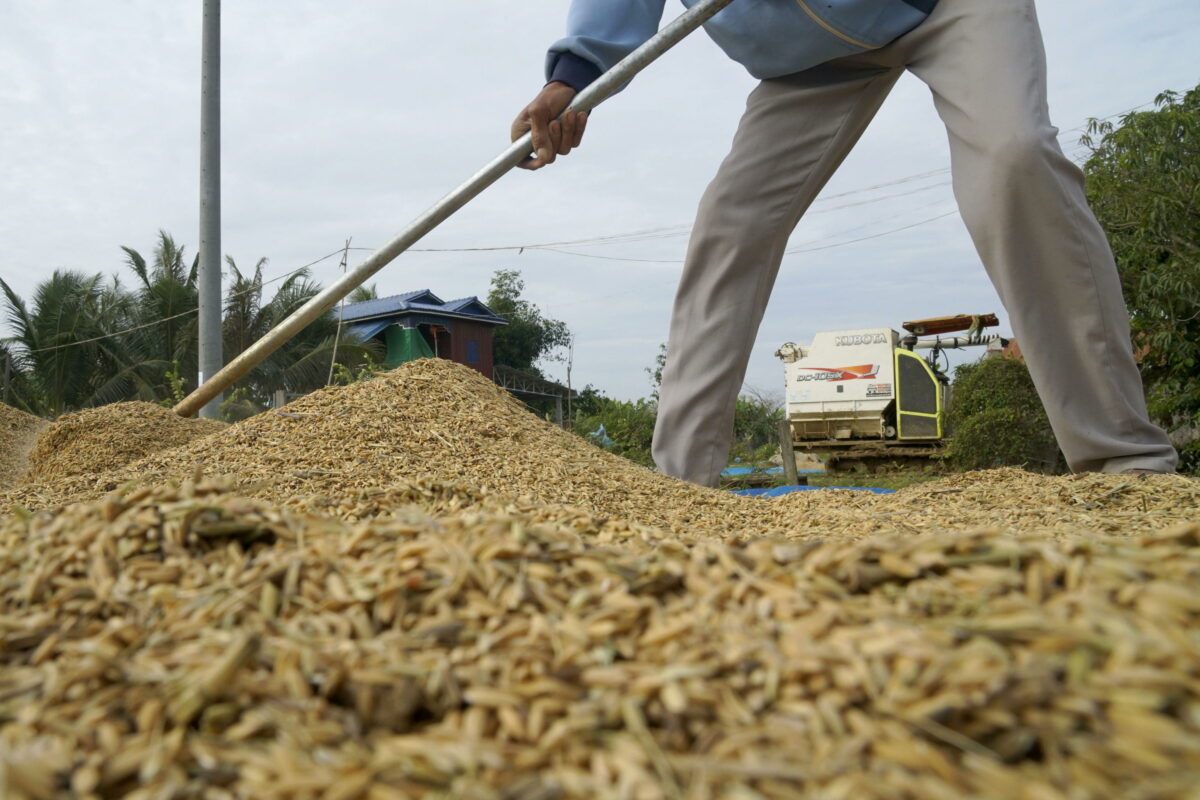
221,258 -> 380,409
1,233 -> 380,419
121,231 -> 200,398
571,385 -> 786,471
1082,85 -> 1200,469
570,346 -> 787,471
570,387 -> 657,467
0,270 -> 154,415
348,283 -> 379,303
731,387 -> 785,465
646,343 -> 667,400
0,342 -> 37,413
945,356 -> 1062,473
486,269 -> 570,376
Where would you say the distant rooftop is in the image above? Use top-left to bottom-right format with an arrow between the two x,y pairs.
340,289 -> 507,326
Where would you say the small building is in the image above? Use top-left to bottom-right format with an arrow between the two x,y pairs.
995,338 -> 1023,362
341,290 -> 507,378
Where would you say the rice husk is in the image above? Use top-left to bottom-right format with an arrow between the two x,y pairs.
23,401 -> 227,484
0,403 -> 46,489
4,360 -> 1197,540
1,479 -> 1198,799
1,358 -> 1198,798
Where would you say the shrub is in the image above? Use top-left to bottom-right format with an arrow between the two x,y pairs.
1177,438 -> 1200,475
945,357 -> 1062,472
571,390 -> 657,467
730,392 -> 785,466
219,387 -> 265,423
570,386 -> 784,470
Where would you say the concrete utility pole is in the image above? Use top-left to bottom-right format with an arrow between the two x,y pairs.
198,0 -> 223,418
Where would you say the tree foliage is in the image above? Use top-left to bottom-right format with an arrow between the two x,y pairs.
646,343 -> 667,400
731,387 -> 785,464
348,283 -> 379,303
572,343 -> 786,470
571,385 -> 786,471
1082,85 -> 1200,467
486,270 -> 570,376
120,231 -> 199,400
571,387 -> 658,467
945,356 -> 1062,473
0,232 -> 377,419
0,270 -> 155,416
221,257 -> 379,410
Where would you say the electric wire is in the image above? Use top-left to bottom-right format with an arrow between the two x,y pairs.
331,100 -> 1129,260
6,99 -> 1154,357
345,173 -> 954,256
784,209 -> 960,254
528,207 -> 960,265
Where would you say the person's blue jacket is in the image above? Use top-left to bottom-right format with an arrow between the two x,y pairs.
547,0 -> 938,90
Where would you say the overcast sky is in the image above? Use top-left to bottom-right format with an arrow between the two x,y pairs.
1,1 -> 1197,401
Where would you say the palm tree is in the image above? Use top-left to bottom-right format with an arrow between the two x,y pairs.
222,255 -> 270,362
1,233 -> 380,418
0,341 -> 37,414
348,283 -> 379,303
0,271 -> 156,415
121,230 -> 200,397
222,259 -> 380,407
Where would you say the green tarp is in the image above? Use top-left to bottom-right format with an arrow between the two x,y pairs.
384,325 -> 434,368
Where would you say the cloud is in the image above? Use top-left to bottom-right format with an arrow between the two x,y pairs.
1,0 -> 1196,402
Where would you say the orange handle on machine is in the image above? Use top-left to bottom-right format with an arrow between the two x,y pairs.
901,314 -> 1000,337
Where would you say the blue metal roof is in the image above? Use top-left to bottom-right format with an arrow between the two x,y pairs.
345,320 -> 391,343
340,290 -> 506,326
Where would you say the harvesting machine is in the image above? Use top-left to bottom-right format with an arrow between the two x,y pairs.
775,314 -> 1007,474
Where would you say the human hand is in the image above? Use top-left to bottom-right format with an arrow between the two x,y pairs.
511,82 -> 588,170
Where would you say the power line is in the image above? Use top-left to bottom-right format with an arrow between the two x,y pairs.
344,173 -> 955,256
347,225 -> 693,254
7,100 -> 1153,357
338,178 -> 951,259
784,210 -> 958,254
329,102 -> 1131,261
526,207 -> 960,266
534,247 -> 682,264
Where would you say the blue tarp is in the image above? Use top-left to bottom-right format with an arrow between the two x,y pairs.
721,467 -> 824,477
733,485 -> 896,498
721,466 -> 783,477
588,424 -> 615,448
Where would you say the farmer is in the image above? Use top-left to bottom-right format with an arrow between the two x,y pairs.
512,0 -> 1178,486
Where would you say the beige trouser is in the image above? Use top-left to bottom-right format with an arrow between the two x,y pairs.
651,0 -> 1178,487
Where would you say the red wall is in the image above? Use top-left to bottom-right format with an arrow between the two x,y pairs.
447,320 -> 495,379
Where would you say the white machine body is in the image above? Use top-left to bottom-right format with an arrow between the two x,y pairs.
779,328 -> 901,441
775,315 -> 1004,471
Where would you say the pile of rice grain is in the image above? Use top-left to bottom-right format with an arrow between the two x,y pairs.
4,360 -> 1197,541
0,403 -> 45,489
1,479 -> 1198,799
24,401 -> 226,483
2,359 -> 1199,798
